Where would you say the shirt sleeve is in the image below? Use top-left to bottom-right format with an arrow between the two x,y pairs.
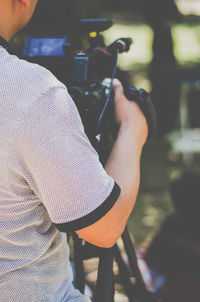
12,86 -> 120,232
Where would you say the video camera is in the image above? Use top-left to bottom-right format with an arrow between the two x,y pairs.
24,19 -> 157,162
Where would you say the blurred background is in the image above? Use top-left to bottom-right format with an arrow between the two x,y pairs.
11,0 -> 200,248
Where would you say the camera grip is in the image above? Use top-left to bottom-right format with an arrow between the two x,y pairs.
125,87 -> 157,139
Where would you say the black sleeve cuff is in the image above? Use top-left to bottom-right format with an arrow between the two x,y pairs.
53,182 -> 121,233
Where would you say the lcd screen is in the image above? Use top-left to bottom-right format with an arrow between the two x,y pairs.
24,37 -> 67,57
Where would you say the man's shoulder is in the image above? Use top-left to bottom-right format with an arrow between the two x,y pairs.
11,53 -> 66,91
2,50 -> 66,105
0,49 -> 72,133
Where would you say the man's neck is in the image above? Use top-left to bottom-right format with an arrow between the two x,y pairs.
0,7 -> 16,42
0,23 -> 15,42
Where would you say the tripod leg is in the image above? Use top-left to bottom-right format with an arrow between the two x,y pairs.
95,248 -> 115,302
72,233 -> 86,294
122,227 -> 153,301
113,244 -> 136,302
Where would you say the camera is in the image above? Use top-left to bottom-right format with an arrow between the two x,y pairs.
23,19 -> 157,161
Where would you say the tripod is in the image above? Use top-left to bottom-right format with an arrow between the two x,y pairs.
71,226 -> 162,302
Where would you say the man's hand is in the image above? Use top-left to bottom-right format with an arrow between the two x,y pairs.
112,78 -> 148,147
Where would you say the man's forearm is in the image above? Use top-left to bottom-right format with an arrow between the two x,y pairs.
104,123 -> 143,231
76,80 -> 147,248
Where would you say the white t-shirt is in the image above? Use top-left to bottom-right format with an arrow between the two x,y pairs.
0,46 -> 120,301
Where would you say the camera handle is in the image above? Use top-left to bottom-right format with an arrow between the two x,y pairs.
96,82 -> 157,143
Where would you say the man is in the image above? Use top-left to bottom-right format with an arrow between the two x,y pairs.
0,1 -> 148,301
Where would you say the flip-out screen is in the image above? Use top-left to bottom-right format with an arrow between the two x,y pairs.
24,37 -> 67,57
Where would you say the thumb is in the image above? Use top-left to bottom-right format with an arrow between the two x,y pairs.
112,79 -> 125,101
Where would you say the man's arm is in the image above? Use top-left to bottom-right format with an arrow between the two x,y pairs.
12,82 -> 147,247
76,79 -> 148,247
